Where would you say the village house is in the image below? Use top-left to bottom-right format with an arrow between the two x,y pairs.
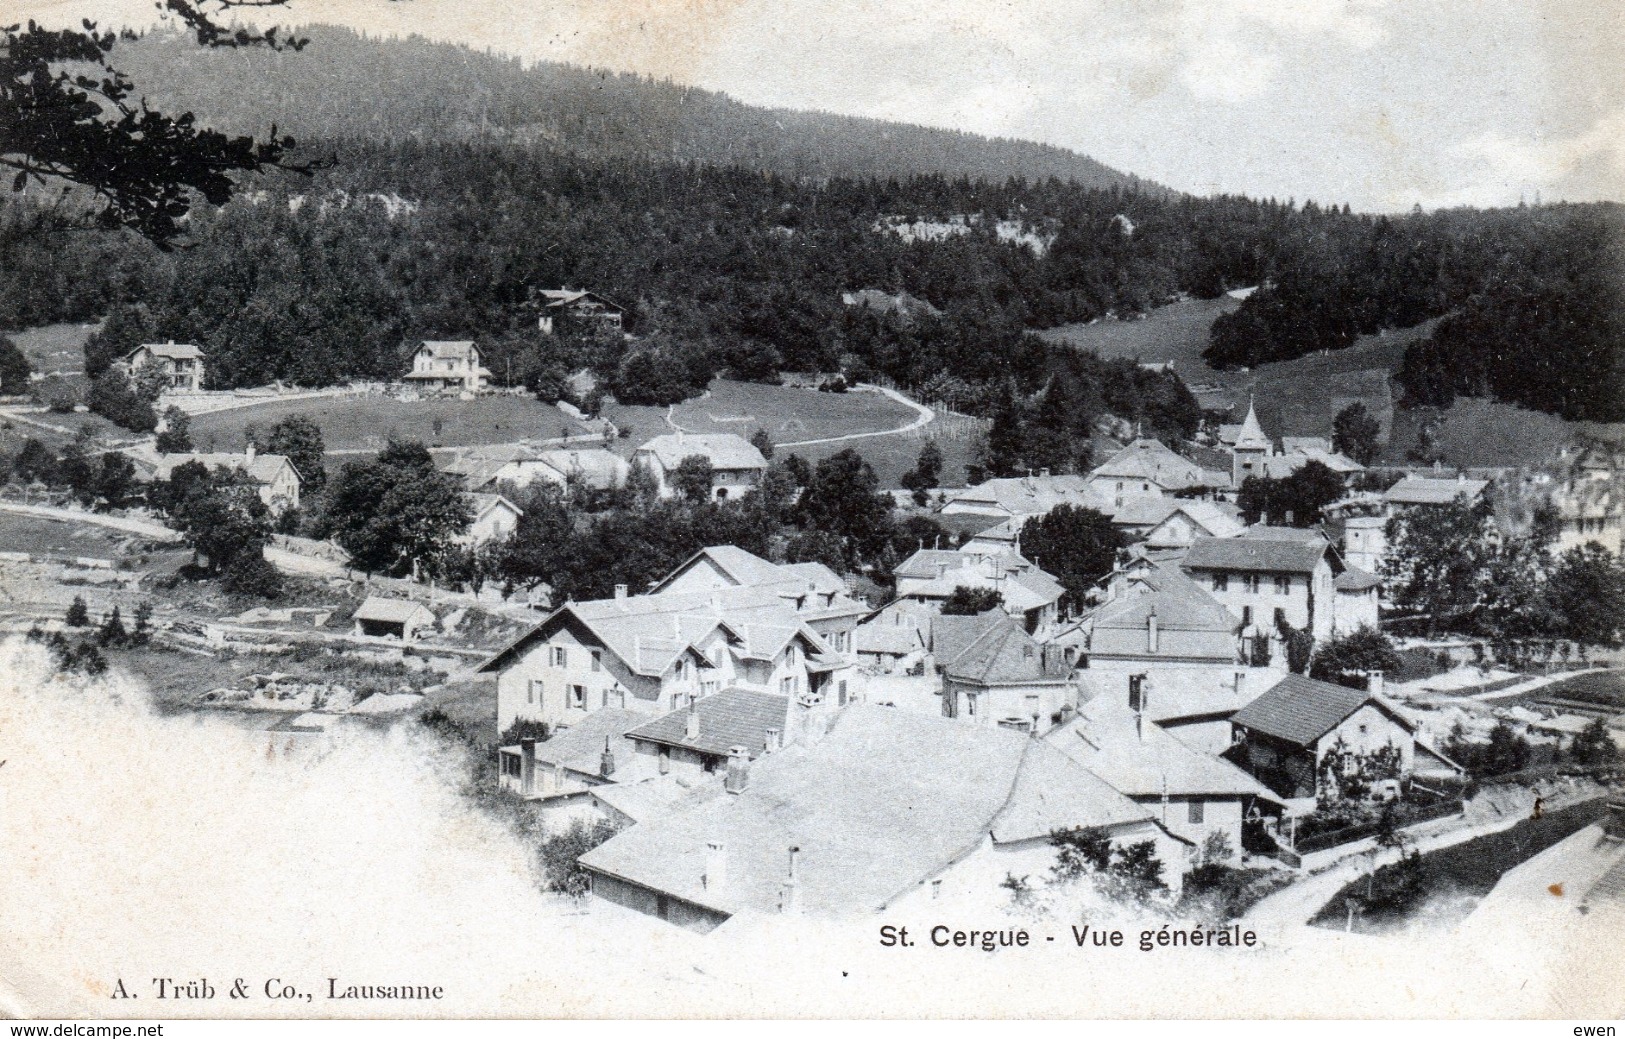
1383,474 -> 1490,513
534,289 -> 626,337
890,547 -> 1064,634
122,340 -> 205,392
853,622 -> 926,673
352,596 -> 436,642
442,445 -> 629,496
146,446 -> 302,513
1550,479 -> 1624,556
402,340 -> 491,393
1227,673 -> 1460,802
839,288 -> 943,323
1339,512 -> 1387,574
477,581 -> 854,735
620,687 -> 824,783
498,708 -> 642,799
459,493 -> 522,548
938,472 -> 1112,523
648,546 -> 869,654
1111,498 -> 1244,551
633,432 -> 768,501
577,706 -> 1180,932
1181,526 -> 1378,650
1087,438 -> 1229,509
1047,689 -> 1281,852
940,614 -> 1076,732
1050,578 -> 1243,696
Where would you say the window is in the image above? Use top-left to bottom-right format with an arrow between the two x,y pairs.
1211,574 -> 1228,593
590,649 -> 602,673
1274,575 -> 1291,595
550,646 -> 567,668
780,676 -> 796,696
1188,800 -> 1205,824
967,694 -> 978,717
1244,574 -> 1261,594
659,746 -> 671,775
838,680 -> 848,706
1241,605 -> 1253,627
1358,723 -> 1369,736
569,685 -> 586,709
502,753 -> 521,778
787,645 -> 798,666
527,679 -> 543,705
701,679 -> 718,697
1274,608 -> 1287,629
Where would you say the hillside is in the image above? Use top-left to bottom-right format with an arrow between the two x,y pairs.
106,26 -> 1155,190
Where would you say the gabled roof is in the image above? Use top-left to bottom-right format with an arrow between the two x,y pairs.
1048,694 -> 1278,801
466,492 -> 522,519
510,708 -> 644,778
1088,582 -> 1236,635
854,623 -> 924,656
626,688 -> 791,759
130,341 -> 203,361
149,451 -> 298,487
944,617 -> 1070,686
533,448 -> 629,490
1091,438 -> 1215,489
1182,527 -> 1329,574
579,706 -> 1153,918
1384,476 -> 1490,506
927,610 -> 1007,665
635,433 -> 768,472
892,548 -> 966,580
415,340 -> 480,360
1334,565 -> 1381,592
660,545 -> 793,589
537,288 -> 624,314
354,596 -> 434,625
941,474 -> 1110,517
588,774 -> 724,825
1231,673 -> 1414,748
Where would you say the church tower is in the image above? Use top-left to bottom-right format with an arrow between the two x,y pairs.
1231,398 -> 1271,487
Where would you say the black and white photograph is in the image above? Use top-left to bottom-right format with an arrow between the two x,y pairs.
0,0 -> 1622,1024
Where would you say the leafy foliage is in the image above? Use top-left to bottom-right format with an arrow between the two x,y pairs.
318,440 -> 471,576
1235,460 -> 1345,526
1309,627 -> 1403,688
1018,504 -> 1123,610
1332,403 -> 1381,465
536,818 -> 621,899
940,586 -> 1004,616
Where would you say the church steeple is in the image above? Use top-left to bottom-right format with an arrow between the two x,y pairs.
1235,396 -> 1269,448
1231,396 -> 1271,487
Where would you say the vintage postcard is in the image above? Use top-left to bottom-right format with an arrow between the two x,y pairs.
1,0 -> 1622,1023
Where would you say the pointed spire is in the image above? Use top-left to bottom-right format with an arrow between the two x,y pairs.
1236,395 -> 1269,448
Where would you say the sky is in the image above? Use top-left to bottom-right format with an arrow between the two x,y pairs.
14,0 -> 1625,211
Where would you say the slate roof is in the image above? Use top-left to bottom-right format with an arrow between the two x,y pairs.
579,706 -> 1152,917
1090,438 -> 1215,490
353,596 -> 434,625
626,688 -> 791,759
1384,476 -> 1490,506
1230,673 -> 1411,748
928,610 -> 1007,665
636,433 -> 767,472
1182,527 -> 1329,574
415,340 -> 480,361
1088,583 -> 1236,635
854,623 -> 924,657
533,448 -> 629,490
588,774 -> 724,825
538,289 -> 624,314
944,617 -> 1071,686
893,549 -> 969,580
1048,694 -> 1278,801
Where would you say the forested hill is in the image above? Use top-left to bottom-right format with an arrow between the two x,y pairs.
107,26 -> 1154,190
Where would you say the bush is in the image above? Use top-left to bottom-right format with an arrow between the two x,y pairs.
222,552 -> 284,600
64,595 -> 89,627
498,719 -> 554,746
536,819 -> 621,898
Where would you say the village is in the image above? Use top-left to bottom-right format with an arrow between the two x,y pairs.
2,283 -> 1623,942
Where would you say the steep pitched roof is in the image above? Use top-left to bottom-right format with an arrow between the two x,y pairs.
538,288 -> 624,314
512,708 -> 643,777
1091,438 -> 1213,489
150,451 -> 297,487
1233,400 -> 1270,449
466,492 -> 522,520
1384,476 -> 1490,506
626,688 -> 791,759
1182,527 -> 1329,574
636,433 -> 767,472
941,474 -> 1110,517
1231,673 -> 1412,748
1048,694 -> 1277,801
130,341 -> 203,361
928,610 -> 1007,664
416,340 -> 479,360
944,617 -> 1070,686
579,706 -> 1151,917
1334,565 -> 1381,592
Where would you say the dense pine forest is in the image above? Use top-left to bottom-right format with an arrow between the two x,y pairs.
0,25 -> 1621,429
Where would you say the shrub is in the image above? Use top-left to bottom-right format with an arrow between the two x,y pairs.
536,819 -> 621,898
64,595 -> 90,627
222,553 -> 284,600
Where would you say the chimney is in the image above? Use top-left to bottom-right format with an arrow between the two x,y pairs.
764,727 -> 781,753
724,745 -> 750,793
614,583 -> 628,600
1366,670 -> 1385,697
519,738 -> 537,795
704,840 -> 726,892
1147,609 -> 1159,654
685,697 -> 701,740
599,735 -> 616,778
780,845 -> 802,915
1233,670 -> 1246,696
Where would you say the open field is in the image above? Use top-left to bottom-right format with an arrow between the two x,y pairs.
1037,296 -> 1240,374
189,394 -> 596,454
8,322 -> 97,377
0,510 -> 135,560
1381,397 -> 1618,469
602,379 -> 919,449
793,409 -> 988,490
